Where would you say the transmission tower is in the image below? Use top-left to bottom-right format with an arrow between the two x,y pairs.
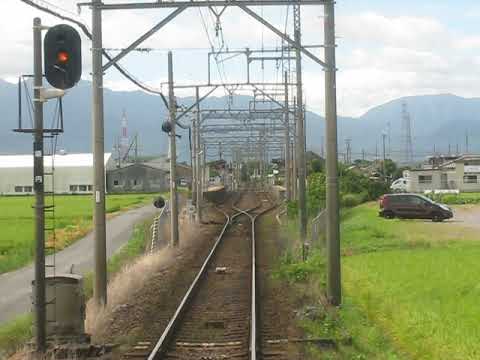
401,102 -> 414,165
345,138 -> 352,164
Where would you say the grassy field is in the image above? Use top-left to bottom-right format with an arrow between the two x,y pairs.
0,194 -> 159,274
341,203 -> 480,360
277,202 -> 480,359
0,219 -> 153,358
428,191 -> 480,205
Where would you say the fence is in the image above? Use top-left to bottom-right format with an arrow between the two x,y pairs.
150,200 -> 169,254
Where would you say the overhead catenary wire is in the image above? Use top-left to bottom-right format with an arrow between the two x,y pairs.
19,0 -> 169,109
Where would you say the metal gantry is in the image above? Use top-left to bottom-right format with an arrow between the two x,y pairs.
76,0 -> 341,313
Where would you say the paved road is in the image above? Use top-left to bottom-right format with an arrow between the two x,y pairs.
0,204 -> 158,325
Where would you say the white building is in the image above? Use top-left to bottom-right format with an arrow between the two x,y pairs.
0,153 -> 114,195
406,155 -> 480,193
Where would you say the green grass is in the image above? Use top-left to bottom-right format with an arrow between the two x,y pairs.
343,247 -> 480,360
0,314 -> 32,359
341,203 -> 477,255
277,201 -> 480,359
0,193 -> 160,274
0,220 -> 152,357
273,247 -> 401,359
340,202 -> 480,359
429,192 -> 480,205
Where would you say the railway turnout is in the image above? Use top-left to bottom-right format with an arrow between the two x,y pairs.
120,190 -> 285,360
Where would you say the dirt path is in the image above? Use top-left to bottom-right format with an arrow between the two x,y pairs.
450,205 -> 480,229
0,204 -> 158,325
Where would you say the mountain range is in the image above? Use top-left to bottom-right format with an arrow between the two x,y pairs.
1,79 -> 479,162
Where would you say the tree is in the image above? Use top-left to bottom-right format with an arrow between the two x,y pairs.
383,159 -> 397,177
307,172 -> 326,214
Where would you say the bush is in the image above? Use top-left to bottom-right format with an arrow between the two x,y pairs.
366,180 -> 389,200
287,200 -> 299,219
273,250 -> 326,283
341,193 -> 367,208
307,172 -> 326,214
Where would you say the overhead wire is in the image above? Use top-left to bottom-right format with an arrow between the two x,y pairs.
19,0 -> 169,108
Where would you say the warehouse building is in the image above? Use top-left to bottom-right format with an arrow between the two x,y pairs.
106,163 -> 169,193
406,155 -> 480,193
0,153 -> 114,195
106,156 -> 192,193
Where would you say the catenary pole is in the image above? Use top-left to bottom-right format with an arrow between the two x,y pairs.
191,112 -> 197,207
33,17 -> 46,354
325,0 -> 341,305
284,71 -> 291,201
203,143 -> 207,193
195,87 -> 202,222
292,97 -> 297,200
294,4 -> 308,248
168,51 -> 179,247
382,132 -> 387,177
92,0 -> 107,307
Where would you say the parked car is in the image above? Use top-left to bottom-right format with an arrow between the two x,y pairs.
379,193 -> 453,222
390,177 -> 408,192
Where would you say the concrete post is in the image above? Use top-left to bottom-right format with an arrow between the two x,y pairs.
195,87 -> 202,222
168,52 -> 179,247
33,17 -> 46,353
294,4 -> 308,247
284,71 -> 291,201
92,0 -> 107,307
325,1 -> 341,306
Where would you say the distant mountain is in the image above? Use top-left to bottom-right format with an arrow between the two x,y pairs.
1,79 -> 479,162
307,94 -> 480,162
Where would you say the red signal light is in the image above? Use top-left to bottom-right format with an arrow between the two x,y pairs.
57,51 -> 69,63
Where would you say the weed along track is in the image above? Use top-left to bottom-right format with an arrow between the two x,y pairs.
122,191 -> 280,360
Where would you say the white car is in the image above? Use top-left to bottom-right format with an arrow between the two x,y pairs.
390,178 -> 408,192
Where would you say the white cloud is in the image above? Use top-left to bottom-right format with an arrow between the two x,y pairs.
3,3 -> 480,119
337,12 -> 447,50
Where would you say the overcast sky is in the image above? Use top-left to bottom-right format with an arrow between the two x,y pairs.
2,0 -> 480,117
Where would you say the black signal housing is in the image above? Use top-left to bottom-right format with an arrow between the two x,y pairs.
44,24 -> 82,90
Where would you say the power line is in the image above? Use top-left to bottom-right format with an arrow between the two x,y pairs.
20,0 -> 169,108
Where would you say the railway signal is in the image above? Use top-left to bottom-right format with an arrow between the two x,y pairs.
44,24 -> 82,89
153,196 -> 166,209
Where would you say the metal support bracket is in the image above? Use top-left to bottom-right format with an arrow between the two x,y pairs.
237,3 -> 328,69
102,6 -> 187,71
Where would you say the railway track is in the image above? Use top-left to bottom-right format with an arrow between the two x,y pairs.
123,191 -> 278,360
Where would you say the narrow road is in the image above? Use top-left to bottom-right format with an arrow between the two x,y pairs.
0,204 -> 158,325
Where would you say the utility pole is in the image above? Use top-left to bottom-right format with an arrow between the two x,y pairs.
33,17 -> 46,354
191,114 -> 197,207
345,138 -> 351,164
321,136 -> 325,158
292,97 -> 297,200
92,0 -> 107,307
387,121 -> 391,157
382,132 -> 387,177
325,1 -> 341,306
294,4 -> 307,247
203,143 -> 207,193
466,131 -> 469,154
195,87 -> 202,222
168,52 -> 179,247
284,71 -> 291,200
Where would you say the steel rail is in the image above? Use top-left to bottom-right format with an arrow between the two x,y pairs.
147,193 -> 260,359
232,194 -> 278,360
